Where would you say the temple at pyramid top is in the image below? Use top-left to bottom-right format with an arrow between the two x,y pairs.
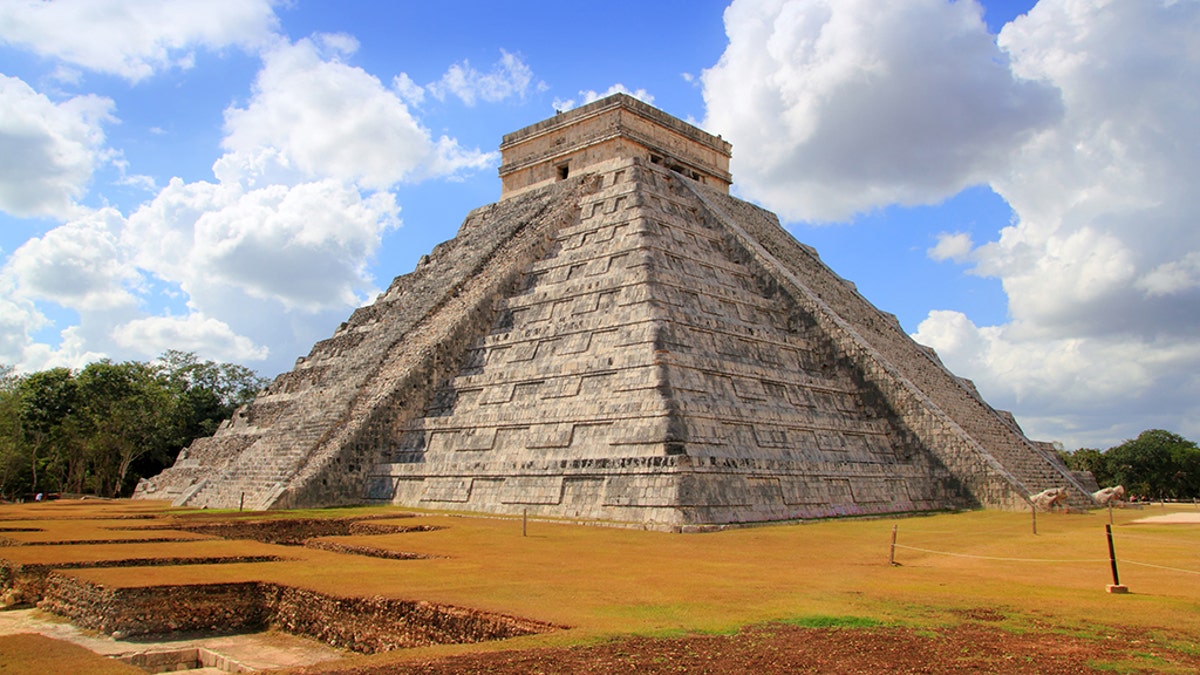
498,93 -> 732,198
136,94 -> 1096,529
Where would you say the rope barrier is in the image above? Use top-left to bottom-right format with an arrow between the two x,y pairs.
883,511 -> 1200,594
891,543 -> 1108,564
891,544 -> 1200,576
1121,560 -> 1200,576
1111,532 -> 1200,547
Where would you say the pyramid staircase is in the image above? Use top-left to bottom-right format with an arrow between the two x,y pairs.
136,94 -> 1094,526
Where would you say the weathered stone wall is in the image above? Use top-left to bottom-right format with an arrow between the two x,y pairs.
367,158 -> 973,529
686,180 -> 1092,508
275,177 -> 602,510
137,177 -> 601,511
267,585 -> 553,653
138,99 -> 1091,527
0,556 -> 279,608
39,574 -> 268,637
38,573 -> 556,652
499,93 -> 731,197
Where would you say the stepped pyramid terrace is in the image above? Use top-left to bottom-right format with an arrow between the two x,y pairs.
136,94 -> 1095,529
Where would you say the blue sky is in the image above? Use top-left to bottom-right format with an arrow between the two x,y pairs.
2,0 -> 1197,451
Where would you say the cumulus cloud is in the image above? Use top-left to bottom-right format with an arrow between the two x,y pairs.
0,32 -> 499,374
700,0 -> 1200,446
426,50 -> 539,106
982,0 -> 1200,335
392,73 -> 426,105
102,34 -> 499,368
927,232 -> 974,263
222,37 -> 493,189
1137,253 -> 1200,298
112,313 -> 268,363
5,208 -> 138,311
0,210 -> 134,372
552,83 -> 655,112
0,0 -> 279,82
910,0 -> 1200,446
125,177 -> 399,312
701,0 -> 1062,223
0,74 -> 114,218
0,273 -> 48,367
914,311 -> 1200,447
16,326 -> 108,374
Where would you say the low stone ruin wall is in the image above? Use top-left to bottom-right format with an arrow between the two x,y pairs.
168,515 -> 440,545
38,572 -> 557,653
39,574 -> 268,637
117,647 -> 255,674
268,585 -> 554,652
0,555 -> 281,609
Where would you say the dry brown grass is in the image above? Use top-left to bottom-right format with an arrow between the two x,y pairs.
2,499 -> 1198,671
0,633 -> 142,674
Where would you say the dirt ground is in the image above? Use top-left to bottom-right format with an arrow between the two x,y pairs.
318,622 -> 1200,675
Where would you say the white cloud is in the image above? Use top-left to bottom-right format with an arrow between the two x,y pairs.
0,242 -> 114,372
701,0 -> 1061,223
222,37 -> 493,189
0,0 -> 279,82
5,208 -> 138,311
927,231 -> 974,263
16,326 -> 108,374
125,177 -> 399,312
112,313 -> 268,363
910,0 -> 1200,447
553,83 -> 656,112
1137,252 -> 1200,298
914,311 -> 1200,448
0,273 -> 47,367
0,74 -> 114,218
0,33 -> 498,376
105,35 -> 495,369
700,0 -> 1200,447
134,35 -> 492,316
980,0 -> 1200,335
392,73 -> 426,105
427,49 -> 539,106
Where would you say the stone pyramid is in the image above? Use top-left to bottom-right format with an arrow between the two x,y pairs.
136,94 -> 1094,529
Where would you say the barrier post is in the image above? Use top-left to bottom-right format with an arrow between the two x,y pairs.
1105,524 -> 1128,594
1031,503 -> 1037,535
889,525 -> 898,566
523,508 -> 528,537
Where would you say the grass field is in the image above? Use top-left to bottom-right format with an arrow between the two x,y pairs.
1,499 -> 1198,672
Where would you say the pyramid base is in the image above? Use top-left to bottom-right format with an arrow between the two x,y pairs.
364,458 -> 971,532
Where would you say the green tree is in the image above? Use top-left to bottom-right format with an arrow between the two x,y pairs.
75,361 -> 180,497
1166,435 -> 1200,498
16,368 -> 80,495
1107,429 -> 1198,500
0,353 -> 267,499
1061,447 -> 1113,488
0,367 -> 26,498
157,351 -> 263,429
124,351 -> 268,492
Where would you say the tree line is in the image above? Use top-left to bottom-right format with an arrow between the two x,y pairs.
0,351 -> 267,500
1061,429 -> 1200,500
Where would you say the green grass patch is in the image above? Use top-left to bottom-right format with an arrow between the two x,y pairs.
779,615 -> 884,629
1089,652 -> 1189,674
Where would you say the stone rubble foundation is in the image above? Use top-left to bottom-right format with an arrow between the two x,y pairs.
38,573 -> 557,653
